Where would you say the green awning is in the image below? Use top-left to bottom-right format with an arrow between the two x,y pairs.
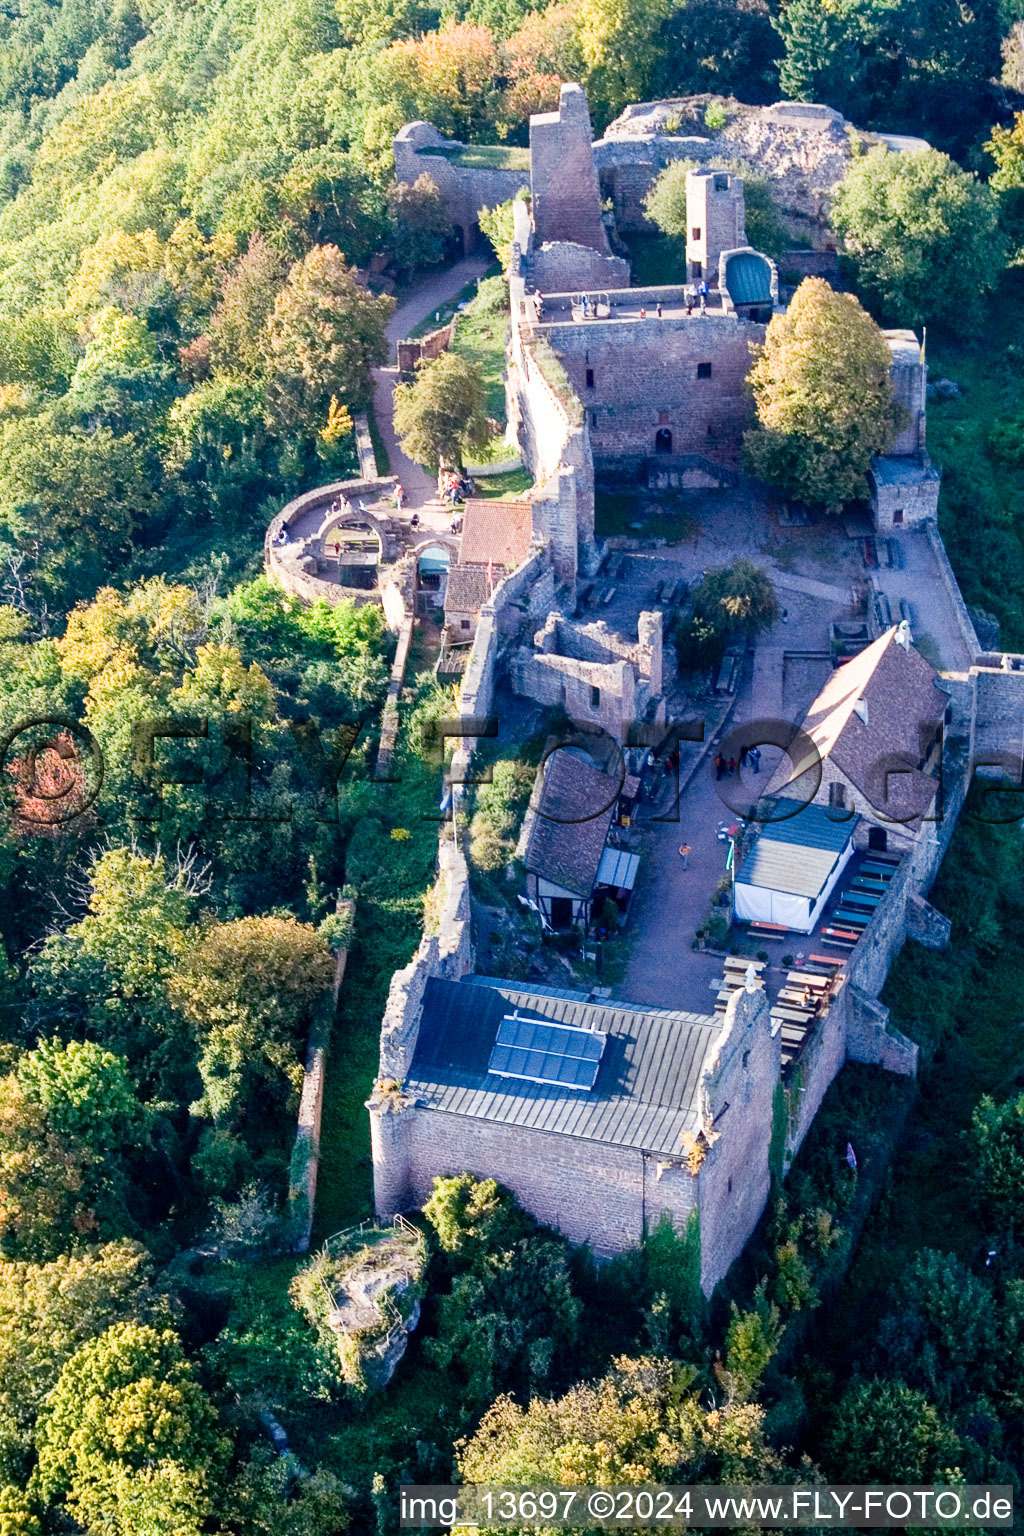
725,251 -> 772,307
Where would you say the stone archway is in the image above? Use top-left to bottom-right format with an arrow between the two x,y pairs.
655,427 -> 673,454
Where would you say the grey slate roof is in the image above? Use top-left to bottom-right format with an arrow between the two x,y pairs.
737,799 -> 856,898
407,975 -> 720,1155
444,564 -> 490,614
521,749 -> 618,897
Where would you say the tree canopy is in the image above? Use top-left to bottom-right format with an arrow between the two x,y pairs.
744,277 -> 903,512
393,351 -> 490,468
831,148 -> 1005,334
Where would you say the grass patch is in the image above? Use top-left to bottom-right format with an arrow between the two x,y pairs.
928,266 -> 1024,650
450,273 -> 509,422
416,142 -> 530,171
314,717 -> 443,1239
408,278 -> 480,340
472,466 -> 532,498
595,489 -> 700,542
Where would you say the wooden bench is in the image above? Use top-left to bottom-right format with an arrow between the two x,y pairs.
833,908 -> 869,927
771,1005 -> 816,1024
748,921 -> 789,936
822,928 -> 859,946
724,956 -> 766,973
859,864 -> 894,881
809,954 -> 844,969
844,892 -> 881,911
778,988 -> 815,1007
786,971 -> 830,988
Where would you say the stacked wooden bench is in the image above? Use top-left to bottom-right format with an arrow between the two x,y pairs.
714,956 -> 766,1015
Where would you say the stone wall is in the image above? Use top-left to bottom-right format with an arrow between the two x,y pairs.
396,322 -> 454,371
594,98 -> 871,243
970,660 -> 1024,779
531,84 -> 612,254
925,522 -> 982,663
545,309 -> 765,465
393,121 -> 528,248
696,988 -> 779,1293
374,983 -> 784,1293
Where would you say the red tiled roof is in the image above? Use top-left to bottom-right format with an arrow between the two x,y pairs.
459,499 -> 532,571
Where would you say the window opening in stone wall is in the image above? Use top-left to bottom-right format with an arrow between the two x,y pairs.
697,361 -> 712,379
691,226 -> 701,241
590,410 -> 598,428
829,782 -> 847,809
591,685 -> 601,709
460,619 -> 470,630
585,367 -> 595,388
655,427 -> 672,453
714,173 -> 728,191
893,508 -> 904,525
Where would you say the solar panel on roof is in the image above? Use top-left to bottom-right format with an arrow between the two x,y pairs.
487,1012 -> 606,1090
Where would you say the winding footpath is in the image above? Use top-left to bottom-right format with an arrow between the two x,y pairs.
372,254 -> 492,528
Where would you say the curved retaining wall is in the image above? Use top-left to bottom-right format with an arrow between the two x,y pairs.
265,474 -> 399,609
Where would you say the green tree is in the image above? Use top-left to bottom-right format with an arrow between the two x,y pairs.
459,1354 -> 783,1488
693,560 -> 778,639
988,113 -> 1024,260
744,277 -> 903,512
479,190 -> 531,274
824,1378 -> 963,1482
0,1242 -> 171,1477
424,1176 -> 532,1256
208,234 -> 287,376
33,1322 -> 228,1536
972,1091 -> 1024,1237
873,1249 -> 1000,1412
831,148 -> 1005,334
263,244 -> 393,429
774,0 -> 871,119
392,351 -> 489,468
220,1452 -> 349,1535
167,915 -> 334,1128
0,1041 -> 149,1260
29,845 -> 194,1084
0,411 -> 150,605
386,173 -> 453,275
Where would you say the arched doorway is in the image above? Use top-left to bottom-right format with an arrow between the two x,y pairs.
655,427 -> 672,454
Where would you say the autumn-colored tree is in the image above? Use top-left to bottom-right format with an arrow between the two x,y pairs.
743,277 -> 904,512
33,1322 -> 228,1536
0,1242 -> 173,1453
263,245 -> 393,428
208,233 -> 288,376
459,1354 -> 783,1488
392,351 -> 489,468
988,112 -> 1024,258
168,915 -> 334,1126
574,0 -> 672,116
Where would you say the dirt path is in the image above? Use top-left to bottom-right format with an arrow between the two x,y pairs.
373,255 -> 493,525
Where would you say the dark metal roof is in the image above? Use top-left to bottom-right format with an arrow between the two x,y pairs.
407,975 -> 720,1155
737,799 -> 856,898
725,250 -> 772,307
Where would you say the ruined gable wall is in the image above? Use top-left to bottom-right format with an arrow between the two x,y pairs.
547,313 -> 764,465
696,989 -> 780,1293
531,84 -> 611,253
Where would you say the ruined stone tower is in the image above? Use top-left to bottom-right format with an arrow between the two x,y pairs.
530,83 -> 612,254
686,169 -> 746,283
